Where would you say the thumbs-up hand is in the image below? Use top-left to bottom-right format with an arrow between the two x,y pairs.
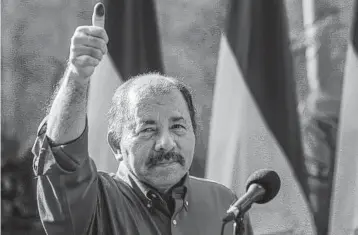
68,2 -> 109,79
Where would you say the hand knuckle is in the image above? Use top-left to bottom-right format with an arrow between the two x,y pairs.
100,40 -> 106,48
93,59 -> 99,66
88,36 -> 95,44
76,26 -> 87,33
90,50 -> 97,58
72,45 -> 80,54
96,49 -> 103,58
97,53 -> 103,61
94,51 -> 102,60
84,56 -> 94,65
71,35 -> 82,45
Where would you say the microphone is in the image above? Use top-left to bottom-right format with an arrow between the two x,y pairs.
222,169 -> 281,222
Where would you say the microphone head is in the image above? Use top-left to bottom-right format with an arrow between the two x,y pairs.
245,169 -> 281,204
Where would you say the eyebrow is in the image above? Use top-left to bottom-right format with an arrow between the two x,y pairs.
138,116 -> 185,125
139,120 -> 156,125
171,116 -> 185,122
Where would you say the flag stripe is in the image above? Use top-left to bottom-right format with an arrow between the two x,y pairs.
329,2 -> 358,233
208,36 -> 316,235
353,2 -> 358,52
329,46 -> 358,235
226,0 -> 309,199
102,0 -> 164,80
88,56 -> 123,172
206,0 -> 316,233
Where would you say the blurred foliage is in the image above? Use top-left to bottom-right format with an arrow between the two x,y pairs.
1,135 -> 45,235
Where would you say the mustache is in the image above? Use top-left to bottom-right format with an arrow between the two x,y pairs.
146,151 -> 185,167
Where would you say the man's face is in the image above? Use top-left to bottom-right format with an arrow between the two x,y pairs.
119,86 -> 195,191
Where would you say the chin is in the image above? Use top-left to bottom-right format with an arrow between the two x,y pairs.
147,163 -> 187,188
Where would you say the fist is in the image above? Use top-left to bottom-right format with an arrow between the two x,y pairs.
69,3 -> 108,78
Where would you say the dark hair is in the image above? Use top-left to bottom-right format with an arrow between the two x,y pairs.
107,73 -> 197,149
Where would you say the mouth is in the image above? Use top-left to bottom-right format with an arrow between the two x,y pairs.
155,160 -> 180,166
147,152 -> 185,168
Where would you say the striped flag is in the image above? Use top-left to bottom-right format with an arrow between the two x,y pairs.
328,2 -> 358,234
205,0 -> 316,234
88,0 -> 164,172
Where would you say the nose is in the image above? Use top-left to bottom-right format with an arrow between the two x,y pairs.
155,130 -> 176,152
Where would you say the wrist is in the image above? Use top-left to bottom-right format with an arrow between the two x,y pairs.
65,65 -> 91,86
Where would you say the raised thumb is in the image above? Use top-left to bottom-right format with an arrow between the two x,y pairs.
92,2 -> 105,28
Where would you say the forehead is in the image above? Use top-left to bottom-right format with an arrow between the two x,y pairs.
127,81 -> 190,121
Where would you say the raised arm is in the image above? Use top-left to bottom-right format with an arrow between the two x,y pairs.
33,4 -> 109,234
47,6 -> 108,145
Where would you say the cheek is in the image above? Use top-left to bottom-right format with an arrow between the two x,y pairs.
180,133 -> 196,158
125,139 -> 153,168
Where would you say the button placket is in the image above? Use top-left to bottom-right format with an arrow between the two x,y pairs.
146,200 -> 153,209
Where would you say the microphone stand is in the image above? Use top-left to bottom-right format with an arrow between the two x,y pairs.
233,215 -> 245,235
220,213 -> 246,235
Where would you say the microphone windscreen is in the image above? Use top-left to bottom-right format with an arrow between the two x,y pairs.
245,169 -> 281,204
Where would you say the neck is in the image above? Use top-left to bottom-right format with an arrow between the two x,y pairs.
154,174 -> 188,195
155,183 -> 176,194
138,177 -> 177,194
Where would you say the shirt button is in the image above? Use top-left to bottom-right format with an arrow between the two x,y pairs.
33,157 -> 39,172
152,194 -> 157,198
147,203 -> 152,208
172,220 -> 177,225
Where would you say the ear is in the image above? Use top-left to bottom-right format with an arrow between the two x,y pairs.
107,131 -> 123,161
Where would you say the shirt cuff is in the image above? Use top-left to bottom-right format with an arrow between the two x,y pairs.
32,116 -> 90,176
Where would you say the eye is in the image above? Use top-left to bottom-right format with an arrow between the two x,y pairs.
171,124 -> 186,130
141,127 -> 156,133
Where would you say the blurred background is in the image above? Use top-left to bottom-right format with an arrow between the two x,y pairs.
1,0 -> 355,234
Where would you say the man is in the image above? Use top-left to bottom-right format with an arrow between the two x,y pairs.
32,3 -> 252,235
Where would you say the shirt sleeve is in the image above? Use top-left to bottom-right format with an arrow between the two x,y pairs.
32,117 -> 98,235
